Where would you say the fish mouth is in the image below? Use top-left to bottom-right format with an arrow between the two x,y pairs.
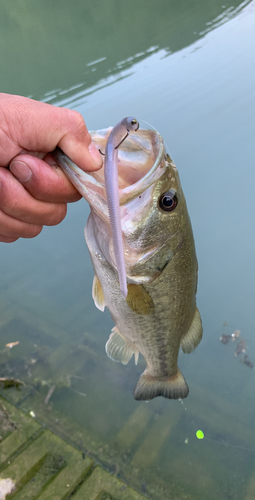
92,127 -> 165,204
54,128 -> 165,210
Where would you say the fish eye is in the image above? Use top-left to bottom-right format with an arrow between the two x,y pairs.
159,189 -> 178,212
131,119 -> 137,125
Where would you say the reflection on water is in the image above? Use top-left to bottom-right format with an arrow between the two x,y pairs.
0,0 -> 251,102
1,1 -> 255,499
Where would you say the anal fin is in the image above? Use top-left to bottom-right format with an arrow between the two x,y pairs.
133,368 -> 189,400
105,326 -> 139,365
92,274 -> 105,312
181,307 -> 203,354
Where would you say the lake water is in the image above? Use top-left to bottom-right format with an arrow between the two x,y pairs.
0,1 -> 255,499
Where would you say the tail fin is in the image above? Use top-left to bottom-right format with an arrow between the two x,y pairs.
133,368 -> 189,401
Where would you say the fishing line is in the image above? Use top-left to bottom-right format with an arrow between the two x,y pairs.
177,398 -> 255,452
178,398 -> 187,411
115,132 -> 129,149
140,119 -> 172,157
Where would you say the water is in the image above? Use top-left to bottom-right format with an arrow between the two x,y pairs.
0,1 -> 255,498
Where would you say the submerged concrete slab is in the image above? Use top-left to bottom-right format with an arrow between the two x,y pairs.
72,466 -> 146,500
0,397 -> 146,500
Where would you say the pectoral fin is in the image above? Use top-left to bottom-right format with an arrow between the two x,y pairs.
92,274 -> 105,312
181,307 -> 203,354
126,284 -> 154,315
105,326 -> 139,365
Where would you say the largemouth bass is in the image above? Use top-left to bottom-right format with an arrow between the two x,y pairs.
54,123 -> 203,400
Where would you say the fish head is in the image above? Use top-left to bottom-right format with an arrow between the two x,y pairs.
54,127 -> 193,284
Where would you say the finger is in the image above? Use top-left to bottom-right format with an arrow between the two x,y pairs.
0,235 -> 19,243
0,210 -> 42,239
9,154 -> 81,203
59,134 -> 103,172
0,94 -> 103,171
0,167 -> 67,226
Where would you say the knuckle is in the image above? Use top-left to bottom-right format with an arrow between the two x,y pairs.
68,110 -> 88,137
69,109 -> 84,126
0,169 -> 25,215
46,203 -> 67,226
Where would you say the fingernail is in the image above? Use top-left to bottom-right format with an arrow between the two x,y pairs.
10,161 -> 32,182
88,142 -> 103,167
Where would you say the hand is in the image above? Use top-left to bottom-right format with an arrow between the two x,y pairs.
0,93 -> 103,243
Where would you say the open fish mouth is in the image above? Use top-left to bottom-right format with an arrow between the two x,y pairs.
54,128 -> 166,209
91,128 -> 165,202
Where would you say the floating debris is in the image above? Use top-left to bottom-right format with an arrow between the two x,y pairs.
235,339 -> 246,357
231,330 -> 241,341
0,377 -> 24,390
29,358 -> 37,365
44,385 -> 56,405
30,411 -> 36,418
243,355 -> 253,368
71,388 -> 87,398
5,341 -> 20,348
220,334 -> 232,344
220,325 -> 253,370
0,478 -> 16,498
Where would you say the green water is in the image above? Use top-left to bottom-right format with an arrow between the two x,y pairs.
1,1 -> 255,499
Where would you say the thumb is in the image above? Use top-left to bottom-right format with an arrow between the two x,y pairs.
0,94 -> 103,171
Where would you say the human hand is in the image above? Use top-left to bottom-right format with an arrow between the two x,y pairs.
0,93 -> 103,243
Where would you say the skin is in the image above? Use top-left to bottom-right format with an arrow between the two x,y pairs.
104,117 -> 139,298
0,93 -> 103,243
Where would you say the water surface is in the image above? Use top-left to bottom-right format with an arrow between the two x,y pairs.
0,1 -> 255,499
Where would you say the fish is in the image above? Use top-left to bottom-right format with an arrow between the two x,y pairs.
54,121 -> 203,400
